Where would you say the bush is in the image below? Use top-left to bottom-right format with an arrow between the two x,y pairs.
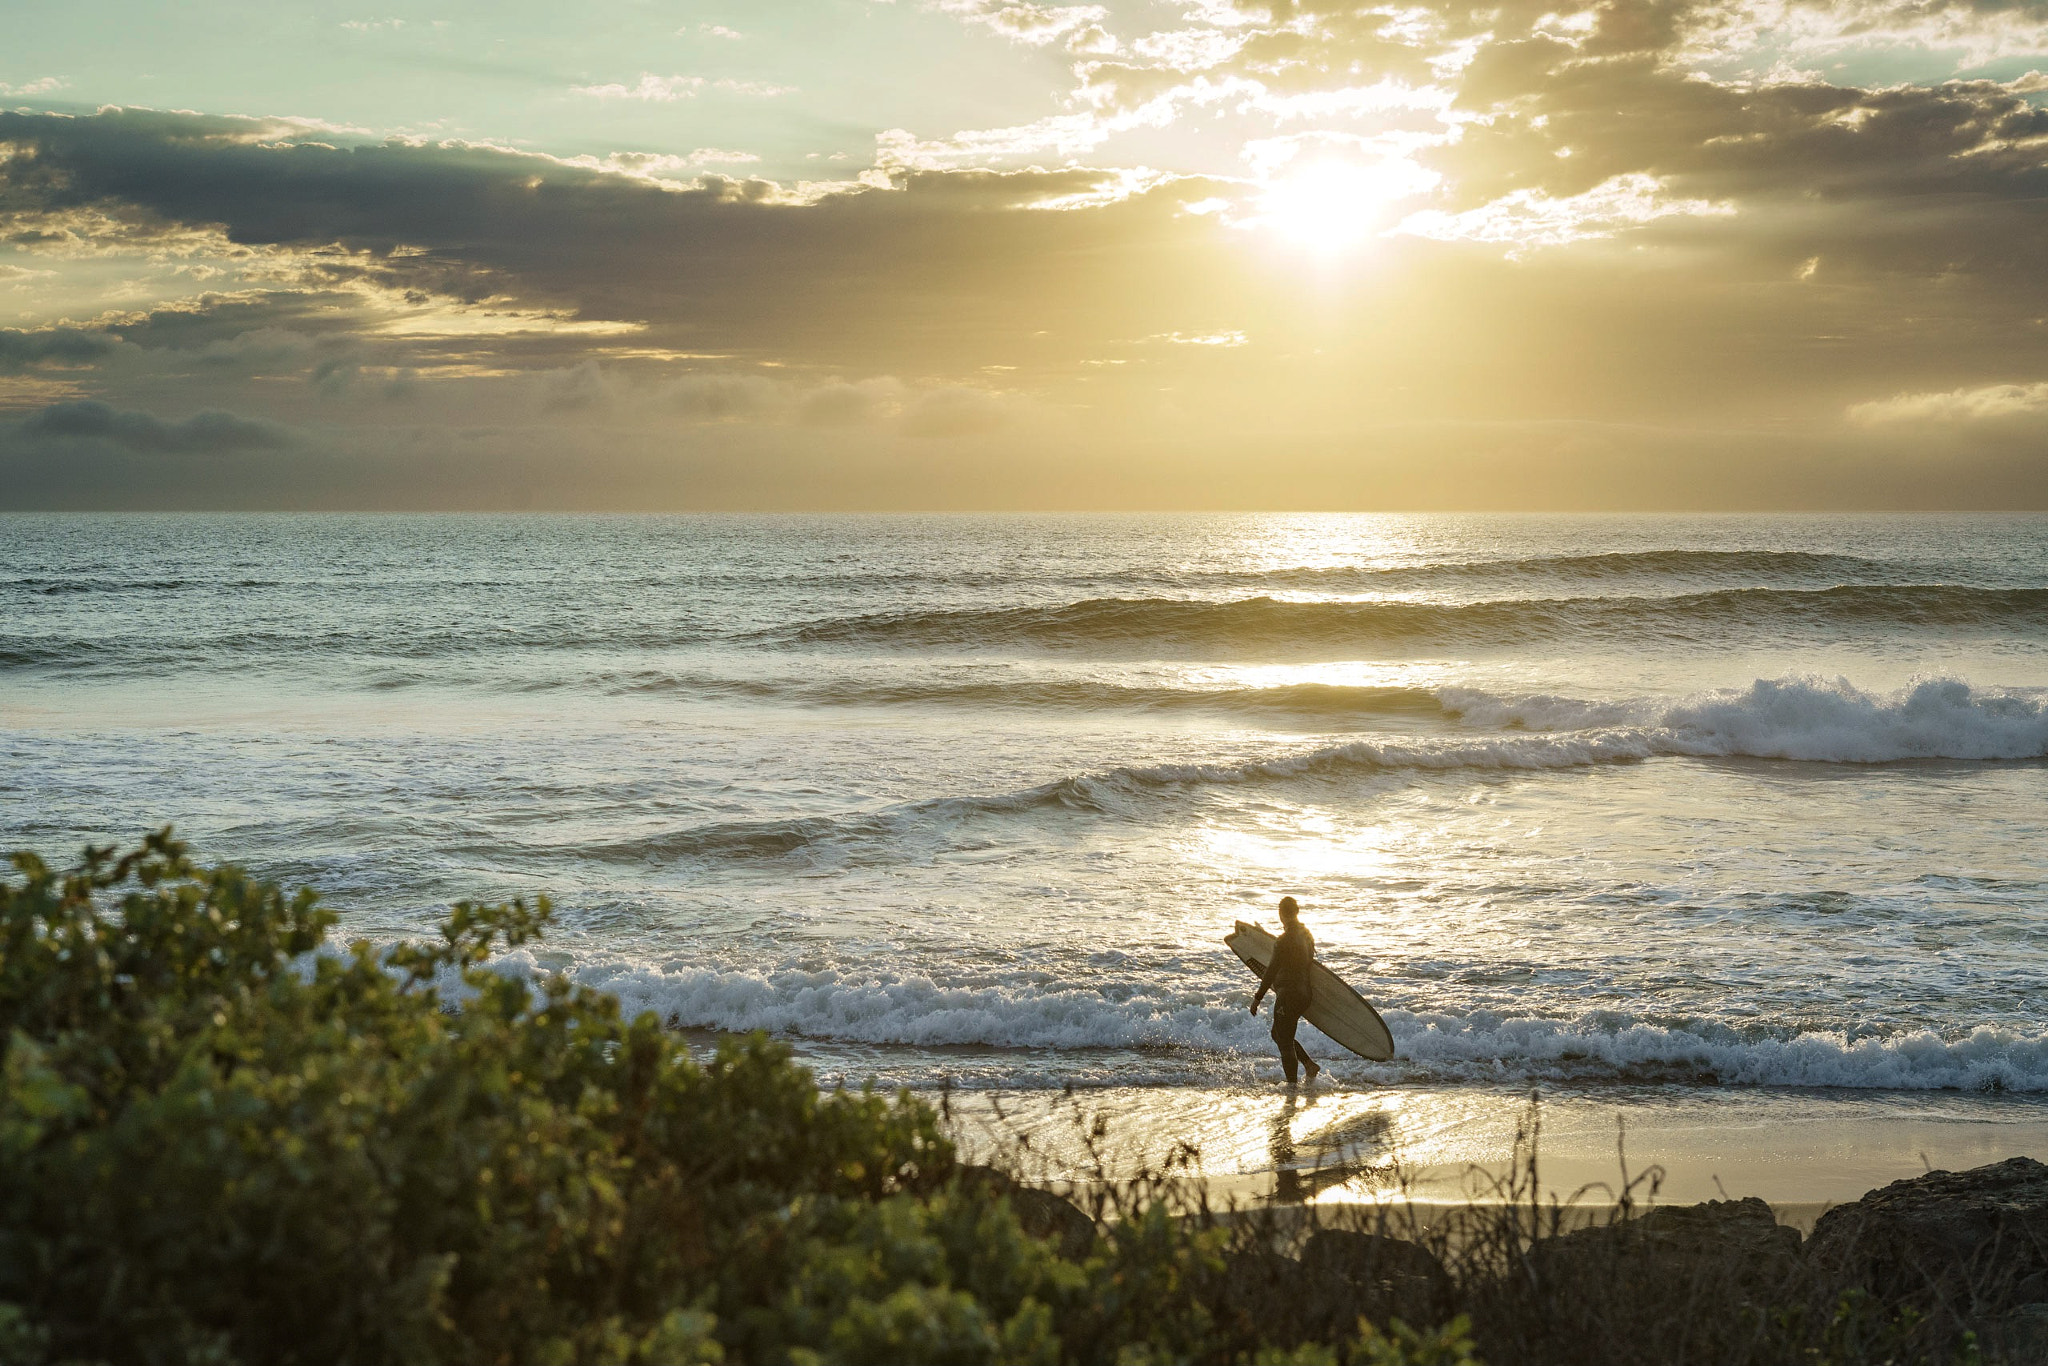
0,834 -> 1474,1366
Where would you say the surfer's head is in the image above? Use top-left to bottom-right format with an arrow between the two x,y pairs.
1278,896 -> 1299,923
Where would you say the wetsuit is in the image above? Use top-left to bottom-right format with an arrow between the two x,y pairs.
1261,924 -> 1316,1081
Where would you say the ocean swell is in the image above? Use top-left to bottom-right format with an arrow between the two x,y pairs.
569,730 -> 1666,865
774,585 -> 2048,655
1247,549 -> 1894,590
575,671 -> 1456,720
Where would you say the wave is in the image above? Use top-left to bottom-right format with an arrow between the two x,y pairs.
554,673 -> 2048,756
773,585 -> 2048,655
1250,549 -> 1894,590
570,730 -> 1671,865
3,577 -> 282,594
480,952 -> 2048,1093
579,670 -> 1456,719
1452,676 -> 2048,762
570,678 -> 2044,866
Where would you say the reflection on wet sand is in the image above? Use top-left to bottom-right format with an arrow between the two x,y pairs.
1268,1092 -> 1397,1203
939,1084 -> 2048,1211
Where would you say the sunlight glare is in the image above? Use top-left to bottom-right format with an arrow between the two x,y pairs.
1255,159 -> 1437,255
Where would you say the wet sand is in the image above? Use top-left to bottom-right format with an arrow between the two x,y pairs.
936,1083 -> 2048,1230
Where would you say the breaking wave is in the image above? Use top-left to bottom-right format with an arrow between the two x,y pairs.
484,952 -> 2048,1093
1456,675 -> 2048,761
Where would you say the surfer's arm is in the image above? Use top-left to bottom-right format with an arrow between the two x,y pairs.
1249,959 -> 1279,1014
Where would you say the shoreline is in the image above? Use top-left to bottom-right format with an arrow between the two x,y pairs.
928,1081 -> 2048,1216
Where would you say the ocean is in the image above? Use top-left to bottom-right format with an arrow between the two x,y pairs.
5,512 -> 2048,1185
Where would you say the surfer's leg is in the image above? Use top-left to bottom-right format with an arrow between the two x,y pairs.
1272,999 -> 1302,1084
1295,1041 -> 1320,1083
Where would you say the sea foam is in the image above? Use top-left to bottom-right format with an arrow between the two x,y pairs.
479,951 -> 2048,1093
1451,675 -> 2048,763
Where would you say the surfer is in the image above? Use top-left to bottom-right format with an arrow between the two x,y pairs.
1248,895 -> 1321,1085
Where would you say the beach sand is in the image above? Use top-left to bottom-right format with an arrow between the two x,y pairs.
937,1083 -> 2048,1232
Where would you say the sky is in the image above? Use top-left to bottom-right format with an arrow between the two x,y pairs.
5,0 -> 2048,509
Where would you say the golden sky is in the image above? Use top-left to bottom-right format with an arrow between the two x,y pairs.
4,0 -> 2048,508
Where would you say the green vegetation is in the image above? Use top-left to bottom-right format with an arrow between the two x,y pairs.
0,834 -> 1473,1366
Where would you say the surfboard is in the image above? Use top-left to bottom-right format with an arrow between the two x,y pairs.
1225,920 -> 1395,1062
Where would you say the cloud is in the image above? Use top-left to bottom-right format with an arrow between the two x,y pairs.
1149,330 -> 1247,346
571,75 -> 792,101
540,359 -> 615,411
572,74 -> 705,101
12,399 -> 294,453
900,385 -> 1012,436
0,77 -> 65,97
0,327 -> 117,373
800,378 -> 906,426
941,2 -> 1113,49
572,149 -> 763,180
1399,173 -> 1735,252
6,82 -> 2048,507
1848,382 -> 2048,425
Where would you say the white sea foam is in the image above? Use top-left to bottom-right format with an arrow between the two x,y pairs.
478,952 -> 2048,1093
1443,676 -> 2048,763
1381,1010 -> 2048,1092
1656,676 -> 2048,761
1000,674 -> 2048,800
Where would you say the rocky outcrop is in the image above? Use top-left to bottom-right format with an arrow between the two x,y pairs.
1300,1229 -> 1456,1327
1806,1156 -> 2048,1315
953,1164 -> 1097,1260
1534,1197 -> 1801,1297
1213,1248 -> 1363,1345
1208,1232 -> 1455,1346
1979,1303 -> 2048,1362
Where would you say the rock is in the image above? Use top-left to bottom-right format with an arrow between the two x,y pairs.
1213,1249 -> 1358,1345
1511,1199 -> 1804,1364
953,1164 -> 1096,1260
1544,1197 -> 1798,1267
1208,1234 -> 1455,1344
1300,1229 -> 1455,1326
1978,1303 -> 2048,1364
1806,1157 -> 2048,1314
1532,1198 -> 1802,1303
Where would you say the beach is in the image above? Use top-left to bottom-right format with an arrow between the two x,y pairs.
4,511 -> 2045,1212
938,1083 -> 2048,1228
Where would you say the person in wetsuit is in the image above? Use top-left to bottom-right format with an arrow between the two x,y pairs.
1248,895 -> 1321,1085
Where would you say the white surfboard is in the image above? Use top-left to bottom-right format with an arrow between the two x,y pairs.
1226,920 -> 1395,1062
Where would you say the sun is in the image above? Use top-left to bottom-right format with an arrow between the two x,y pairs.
1254,159 -> 1436,254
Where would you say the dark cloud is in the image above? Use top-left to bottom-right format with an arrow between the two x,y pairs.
0,326 -> 116,374
14,399 -> 294,453
0,111 -> 1246,374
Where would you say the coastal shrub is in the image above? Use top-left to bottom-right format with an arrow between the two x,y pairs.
0,833 -> 1476,1366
